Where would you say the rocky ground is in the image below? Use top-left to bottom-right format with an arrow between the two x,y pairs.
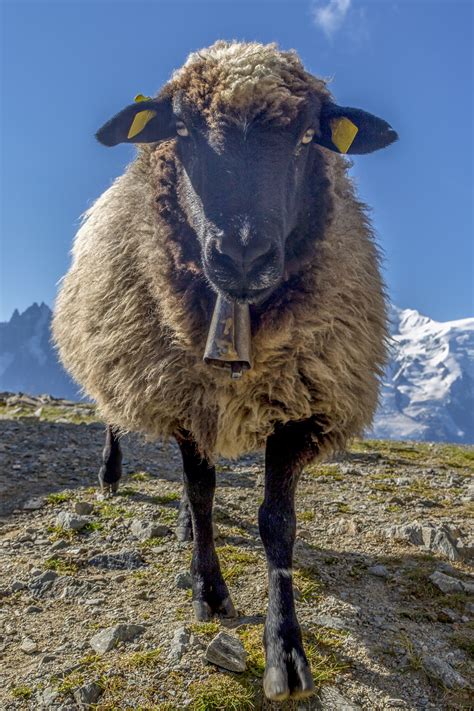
0,394 -> 473,710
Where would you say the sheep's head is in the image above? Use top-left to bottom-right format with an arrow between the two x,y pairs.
97,41 -> 397,304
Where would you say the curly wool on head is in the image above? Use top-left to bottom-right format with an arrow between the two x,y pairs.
170,40 -> 329,126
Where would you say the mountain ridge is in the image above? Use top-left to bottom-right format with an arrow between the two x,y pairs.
1,302 -> 473,443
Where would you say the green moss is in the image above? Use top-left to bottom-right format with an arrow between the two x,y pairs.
131,471 -> 152,482
238,626 -> 265,677
47,525 -> 78,542
299,510 -> 315,522
46,491 -> 73,504
217,545 -> 260,583
152,492 -> 180,504
306,464 -> 344,481
44,556 -> 78,575
190,621 -> 220,637
11,685 -> 33,700
122,648 -> 162,669
294,567 -> 323,602
189,673 -> 255,711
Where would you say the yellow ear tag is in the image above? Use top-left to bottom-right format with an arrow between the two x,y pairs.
330,117 -> 358,154
127,109 -> 157,139
134,94 -> 152,103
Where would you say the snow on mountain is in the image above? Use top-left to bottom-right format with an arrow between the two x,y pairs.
0,303 -> 472,443
371,306 -> 474,443
0,303 -> 79,399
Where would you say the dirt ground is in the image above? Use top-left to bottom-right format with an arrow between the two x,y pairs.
0,395 -> 472,710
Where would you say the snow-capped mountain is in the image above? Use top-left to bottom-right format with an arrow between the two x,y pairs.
371,306 -> 474,444
0,303 -> 79,399
0,303 -> 473,443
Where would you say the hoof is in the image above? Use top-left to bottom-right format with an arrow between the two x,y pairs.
192,595 -> 237,622
217,595 -> 237,618
263,666 -> 289,701
193,600 -> 213,621
263,634 -> 315,701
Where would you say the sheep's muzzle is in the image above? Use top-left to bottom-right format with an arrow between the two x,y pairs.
203,295 -> 252,379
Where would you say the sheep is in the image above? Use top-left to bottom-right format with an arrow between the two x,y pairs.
52,40 -> 397,701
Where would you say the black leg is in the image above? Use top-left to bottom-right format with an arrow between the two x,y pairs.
259,418 -> 320,701
176,430 -> 236,621
176,489 -> 193,542
98,425 -> 122,495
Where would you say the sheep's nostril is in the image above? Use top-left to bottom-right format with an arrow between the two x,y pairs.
217,238 -> 273,276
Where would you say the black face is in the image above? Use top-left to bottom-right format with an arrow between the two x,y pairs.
174,108 -> 318,303
96,89 -> 398,304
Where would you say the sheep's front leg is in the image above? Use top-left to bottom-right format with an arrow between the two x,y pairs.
176,430 -> 236,621
98,426 -> 122,494
259,419 -> 318,701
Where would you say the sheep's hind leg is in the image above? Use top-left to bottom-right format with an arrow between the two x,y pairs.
259,419 -> 319,701
176,430 -> 236,621
98,426 -> 122,495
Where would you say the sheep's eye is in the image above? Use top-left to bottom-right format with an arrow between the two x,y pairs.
301,128 -> 315,144
176,121 -> 189,137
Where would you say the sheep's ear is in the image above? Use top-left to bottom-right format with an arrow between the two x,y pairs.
317,103 -> 398,154
96,97 -> 175,146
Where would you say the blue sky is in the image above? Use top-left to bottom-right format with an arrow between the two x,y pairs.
1,0 -> 472,322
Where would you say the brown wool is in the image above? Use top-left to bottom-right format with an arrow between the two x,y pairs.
52,41 -> 388,462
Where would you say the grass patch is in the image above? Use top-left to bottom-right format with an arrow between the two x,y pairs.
217,545 -> 260,583
294,567 -> 323,603
189,672 -> 255,711
95,501 -> 132,520
152,492 -> 180,504
299,510 -> 315,522
190,621 -> 220,638
121,648 -> 161,669
44,556 -> 78,575
130,471 -> 152,482
84,520 -> 105,533
306,464 -> 343,481
238,626 -> 265,677
11,685 -> 33,700
47,525 -> 78,542
46,491 -> 73,505
158,507 -> 179,526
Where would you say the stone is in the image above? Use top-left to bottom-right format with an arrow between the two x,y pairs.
367,564 -> 389,578
73,680 -> 103,706
88,550 -> 145,570
317,684 -> 361,709
169,626 -> 190,660
26,605 -> 43,613
56,511 -> 89,531
175,571 -> 193,589
385,521 -> 462,560
461,579 -> 474,594
40,686 -> 60,706
49,539 -> 69,552
130,519 -> 171,542
11,580 -> 27,591
205,631 -> 247,672
421,526 -> 460,561
74,501 -> 94,516
20,636 -> 38,654
429,571 -> 464,594
421,655 -> 467,689
22,497 -> 45,511
89,623 -> 145,654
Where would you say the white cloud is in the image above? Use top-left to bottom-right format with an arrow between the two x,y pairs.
312,0 -> 352,37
